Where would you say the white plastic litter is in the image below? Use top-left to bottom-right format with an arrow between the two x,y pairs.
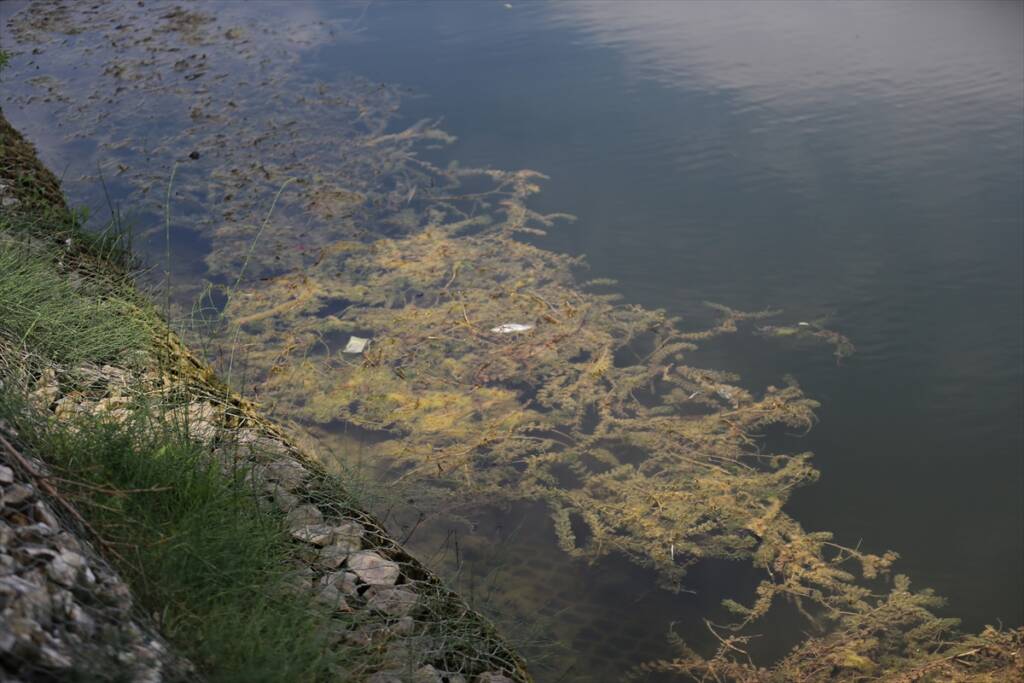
797,322 -> 811,327
490,323 -> 533,334
343,336 -> 370,354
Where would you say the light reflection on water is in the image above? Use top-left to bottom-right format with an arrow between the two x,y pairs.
1,0 -> 1021,680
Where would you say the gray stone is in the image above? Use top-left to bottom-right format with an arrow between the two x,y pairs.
272,488 -> 300,511
414,665 -> 443,683
338,570 -> 359,596
185,402 -> 220,442
474,674 -> 515,683
32,502 -> 60,528
319,570 -> 359,596
291,522 -> 335,546
315,584 -> 350,611
312,520 -> 363,566
365,586 -> 417,617
67,603 -> 97,635
58,549 -> 87,571
2,484 -> 34,506
46,554 -> 78,587
29,368 -> 59,407
0,465 -> 13,484
38,643 -> 73,669
331,520 -> 364,554
316,542 -> 352,569
264,460 -> 307,490
285,504 -> 323,529
14,523 -> 56,541
346,551 -> 400,586
19,545 -> 58,562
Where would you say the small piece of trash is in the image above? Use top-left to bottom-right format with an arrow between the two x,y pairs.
504,3 -> 513,8
688,391 -> 701,399
797,321 -> 811,327
343,336 -> 370,354
490,323 -> 533,334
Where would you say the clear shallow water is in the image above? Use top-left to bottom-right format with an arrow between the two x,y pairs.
2,0 -> 1021,679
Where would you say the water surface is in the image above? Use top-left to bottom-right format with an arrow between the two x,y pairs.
2,1 -> 1021,679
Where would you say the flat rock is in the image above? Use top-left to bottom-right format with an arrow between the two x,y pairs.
2,484 -> 34,506
365,585 -> 417,617
320,570 -> 359,596
316,542 -> 351,569
290,523 -> 335,546
346,551 -> 400,586
285,504 -> 322,530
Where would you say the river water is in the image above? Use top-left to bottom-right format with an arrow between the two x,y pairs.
2,1 -> 1021,680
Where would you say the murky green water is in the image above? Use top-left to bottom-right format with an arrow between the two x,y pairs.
2,1 -> 1021,680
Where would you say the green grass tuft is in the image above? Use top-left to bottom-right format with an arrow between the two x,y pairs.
0,237 -> 152,367
0,390 -> 354,682
0,209 -> 359,681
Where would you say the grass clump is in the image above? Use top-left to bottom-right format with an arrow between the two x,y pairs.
0,388 -> 352,683
0,199 -> 357,681
0,237 -> 152,367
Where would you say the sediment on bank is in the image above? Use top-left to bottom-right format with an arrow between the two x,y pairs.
0,112 -> 529,683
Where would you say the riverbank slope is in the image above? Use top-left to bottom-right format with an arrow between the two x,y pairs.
0,110 -> 529,683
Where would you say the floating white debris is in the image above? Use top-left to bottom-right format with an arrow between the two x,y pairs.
797,322 -> 811,327
343,336 -> 370,354
490,323 -> 533,334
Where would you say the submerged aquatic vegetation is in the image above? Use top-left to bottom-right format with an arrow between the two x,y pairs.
638,577 -> 1022,681
5,1 -> 1020,679
225,218 -> 822,574
758,320 -> 856,364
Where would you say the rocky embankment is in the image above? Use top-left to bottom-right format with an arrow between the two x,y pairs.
1,422 -> 192,681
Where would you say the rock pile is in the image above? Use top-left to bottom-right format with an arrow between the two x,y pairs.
233,422 -> 519,683
0,424 -> 192,682
1,354 -> 528,682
